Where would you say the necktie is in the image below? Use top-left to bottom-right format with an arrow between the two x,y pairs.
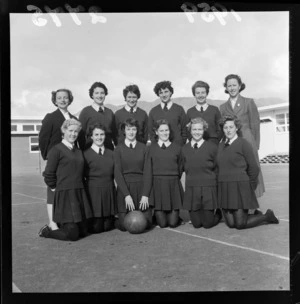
130,107 -> 134,114
129,143 -> 133,149
224,139 -> 230,147
200,106 -> 203,113
193,143 -> 198,149
163,103 -> 168,111
161,143 -> 166,149
71,145 -> 76,152
98,107 -> 104,113
99,148 -> 103,155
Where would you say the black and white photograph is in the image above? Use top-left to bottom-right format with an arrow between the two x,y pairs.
2,1 -> 296,302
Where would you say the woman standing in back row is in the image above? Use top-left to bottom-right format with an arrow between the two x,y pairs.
187,81 -> 222,145
79,82 -> 118,151
219,74 -> 265,199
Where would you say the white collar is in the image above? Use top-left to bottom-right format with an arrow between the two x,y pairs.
92,102 -> 105,112
91,143 -> 105,154
125,105 -> 137,113
226,134 -> 238,145
59,109 -> 70,119
158,139 -> 171,147
160,101 -> 173,110
124,138 -> 137,148
191,138 -> 204,148
195,103 -> 208,112
62,139 -> 74,150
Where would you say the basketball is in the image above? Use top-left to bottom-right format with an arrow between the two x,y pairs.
124,211 -> 148,234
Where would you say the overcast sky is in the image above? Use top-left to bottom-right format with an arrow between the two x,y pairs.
10,11 -> 289,117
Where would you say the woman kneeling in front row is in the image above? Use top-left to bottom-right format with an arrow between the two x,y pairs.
217,115 -> 279,229
181,117 -> 222,228
39,118 -> 93,240
83,123 -> 116,233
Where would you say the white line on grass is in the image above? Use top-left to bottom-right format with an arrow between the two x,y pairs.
166,228 -> 289,261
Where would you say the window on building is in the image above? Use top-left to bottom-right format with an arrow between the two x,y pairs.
23,125 -> 35,131
36,124 -> 42,131
29,136 -> 39,153
11,125 -> 17,131
275,113 -> 289,133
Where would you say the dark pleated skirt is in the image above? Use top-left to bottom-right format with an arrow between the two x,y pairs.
183,185 -> 218,211
53,188 -> 93,224
86,183 -> 117,217
149,176 -> 184,211
218,181 -> 259,210
117,180 -> 144,213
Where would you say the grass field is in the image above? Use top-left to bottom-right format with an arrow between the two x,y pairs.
11,164 -> 289,293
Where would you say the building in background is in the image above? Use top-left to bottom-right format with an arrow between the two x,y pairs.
11,102 -> 289,175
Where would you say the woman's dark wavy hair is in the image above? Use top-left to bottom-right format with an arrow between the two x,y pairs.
87,123 -> 106,138
121,118 -> 140,135
223,74 -> 246,94
153,81 -> 174,96
89,82 -> 108,99
191,81 -> 210,96
153,119 -> 174,142
51,89 -> 74,106
123,84 -> 141,99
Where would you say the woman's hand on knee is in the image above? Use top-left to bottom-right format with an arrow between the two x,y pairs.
125,195 -> 135,211
139,196 -> 149,211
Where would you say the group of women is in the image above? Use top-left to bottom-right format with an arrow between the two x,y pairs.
38,74 -> 279,242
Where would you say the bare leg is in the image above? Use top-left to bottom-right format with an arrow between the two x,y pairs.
47,204 -> 58,230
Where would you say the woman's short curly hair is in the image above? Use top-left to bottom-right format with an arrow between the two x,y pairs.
51,89 -> 74,106
89,82 -> 108,99
87,123 -> 106,138
223,74 -> 246,94
186,117 -> 209,132
153,119 -> 174,142
153,81 -> 174,96
61,118 -> 82,133
121,117 -> 140,135
191,81 -> 210,96
123,84 -> 141,99
219,114 -> 242,130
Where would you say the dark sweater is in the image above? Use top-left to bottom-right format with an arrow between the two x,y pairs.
115,107 -> 148,144
217,137 -> 259,185
143,142 -> 182,196
79,106 -> 118,150
114,142 -> 147,197
83,148 -> 114,186
186,105 -> 222,141
181,141 -> 217,186
43,143 -> 84,190
148,103 -> 188,146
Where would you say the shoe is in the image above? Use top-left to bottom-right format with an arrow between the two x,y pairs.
265,209 -> 279,224
254,209 -> 263,215
38,224 -> 52,237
